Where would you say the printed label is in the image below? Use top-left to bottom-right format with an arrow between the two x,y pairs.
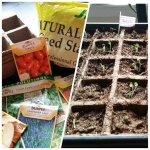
119,15 -> 136,27
2,79 -> 53,97
20,102 -> 58,120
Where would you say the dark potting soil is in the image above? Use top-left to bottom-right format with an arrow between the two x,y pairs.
97,28 -> 118,39
86,59 -> 115,77
80,49 -> 88,59
74,83 -> 111,102
78,57 -> 84,68
111,109 -> 148,134
121,42 -> 147,57
66,109 -> 105,135
115,81 -> 147,101
119,59 -> 147,76
91,42 -> 118,56
81,42 -> 90,58
124,30 -> 147,39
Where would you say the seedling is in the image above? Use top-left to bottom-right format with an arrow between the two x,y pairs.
108,41 -> 112,50
131,58 -> 141,72
102,44 -> 106,51
123,115 -> 130,124
99,63 -> 105,73
130,43 -> 140,53
131,30 -> 137,39
90,88 -> 96,95
135,43 -> 140,52
124,115 -> 128,121
127,82 -> 138,98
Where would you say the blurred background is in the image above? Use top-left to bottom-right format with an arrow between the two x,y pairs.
87,4 -> 148,23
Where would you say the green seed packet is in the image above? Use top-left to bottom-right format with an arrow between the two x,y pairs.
2,76 -> 63,119
59,92 -> 68,114
51,111 -> 66,148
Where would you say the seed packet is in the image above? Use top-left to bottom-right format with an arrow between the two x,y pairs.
11,37 -> 52,81
59,92 -> 68,115
17,102 -> 58,148
55,74 -> 73,102
36,2 -> 88,68
2,76 -> 63,119
2,111 -> 27,148
51,111 -> 66,148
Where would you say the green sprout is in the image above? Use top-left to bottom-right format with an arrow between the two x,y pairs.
130,43 -> 140,53
99,63 -> 105,73
135,43 -> 140,52
124,115 -> 128,121
102,44 -> 106,51
127,82 -> 138,98
123,115 -> 130,124
131,58 -> 141,72
131,30 -> 137,39
108,41 -> 112,50
90,88 -> 96,95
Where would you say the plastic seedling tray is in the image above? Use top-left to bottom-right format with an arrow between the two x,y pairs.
63,23 -> 148,148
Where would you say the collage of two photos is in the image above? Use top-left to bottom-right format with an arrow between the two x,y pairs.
2,2 -> 148,148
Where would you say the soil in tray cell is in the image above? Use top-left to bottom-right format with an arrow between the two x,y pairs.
115,79 -> 147,101
81,41 -> 90,58
74,79 -> 112,102
97,27 -> 118,39
119,59 -> 147,76
66,105 -> 105,135
78,56 -> 84,69
111,105 -> 148,134
91,41 -> 118,56
122,41 -> 147,57
86,59 -> 115,77
124,29 -> 147,39
75,57 -> 84,82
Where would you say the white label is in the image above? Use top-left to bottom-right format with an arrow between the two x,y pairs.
20,73 -> 30,81
119,15 -> 136,27
20,102 -> 58,120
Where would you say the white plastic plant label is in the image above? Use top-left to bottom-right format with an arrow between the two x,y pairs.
119,13 -> 136,27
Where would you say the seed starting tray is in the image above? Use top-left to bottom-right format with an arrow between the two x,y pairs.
2,15 -> 36,80
63,24 -> 148,148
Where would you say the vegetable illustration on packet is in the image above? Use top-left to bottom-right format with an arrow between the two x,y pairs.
11,37 -> 52,81
2,111 -> 27,148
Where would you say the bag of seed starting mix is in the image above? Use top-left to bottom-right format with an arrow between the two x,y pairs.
17,102 -> 58,148
11,37 -> 52,81
2,111 -> 27,148
2,76 -> 63,120
36,2 -> 88,68
51,111 -> 66,148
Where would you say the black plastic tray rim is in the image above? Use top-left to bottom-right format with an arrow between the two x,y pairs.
62,135 -> 148,148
